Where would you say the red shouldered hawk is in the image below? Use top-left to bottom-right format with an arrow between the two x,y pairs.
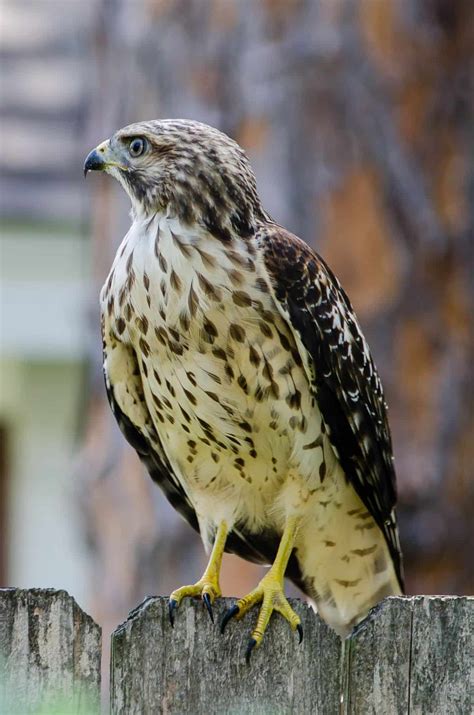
85,120 -> 403,661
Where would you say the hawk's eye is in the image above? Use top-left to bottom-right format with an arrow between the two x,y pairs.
129,137 -> 147,158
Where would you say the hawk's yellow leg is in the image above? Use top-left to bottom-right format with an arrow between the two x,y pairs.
221,516 -> 302,661
169,520 -> 228,625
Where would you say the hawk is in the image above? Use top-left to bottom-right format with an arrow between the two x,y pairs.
84,120 -> 403,659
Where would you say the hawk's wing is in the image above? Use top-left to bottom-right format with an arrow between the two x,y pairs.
102,334 -> 199,531
260,224 -> 404,589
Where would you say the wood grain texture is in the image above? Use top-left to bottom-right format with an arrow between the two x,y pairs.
111,596 -> 473,715
345,597 -> 413,714
0,589 -> 101,715
341,595 -> 473,714
111,597 -> 341,715
409,596 -> 473,715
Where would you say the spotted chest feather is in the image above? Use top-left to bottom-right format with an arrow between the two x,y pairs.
101,215 -> 331,531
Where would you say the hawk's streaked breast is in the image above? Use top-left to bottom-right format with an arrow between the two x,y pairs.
101,214 -> 327,534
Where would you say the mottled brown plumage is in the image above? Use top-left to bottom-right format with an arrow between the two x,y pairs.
85,119 -> 403,643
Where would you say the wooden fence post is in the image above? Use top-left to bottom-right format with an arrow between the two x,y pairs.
347,596 -> 473,714
0,588 -> 101,715
110,595 -> 473,714
111,597 -> 341,714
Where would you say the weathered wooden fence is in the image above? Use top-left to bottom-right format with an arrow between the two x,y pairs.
1,590 -> 472,714
0,589 -> 101,714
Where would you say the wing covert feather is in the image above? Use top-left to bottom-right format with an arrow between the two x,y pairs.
260,224 -> 404,588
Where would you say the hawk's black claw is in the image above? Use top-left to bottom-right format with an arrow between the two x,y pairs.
202,593 -> 214,623
297,623 -> 303,644
245,637 -> 257,665
168,598 -> 178,627
220,604 -> 240,634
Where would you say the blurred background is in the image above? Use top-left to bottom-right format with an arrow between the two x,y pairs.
0,0 -> 472,664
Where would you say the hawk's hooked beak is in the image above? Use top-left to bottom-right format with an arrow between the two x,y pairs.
83,140 -> 128,178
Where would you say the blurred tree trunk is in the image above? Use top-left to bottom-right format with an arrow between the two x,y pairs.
79,0 -> 473,642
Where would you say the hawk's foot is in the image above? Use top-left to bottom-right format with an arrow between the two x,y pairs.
220,569 -> 302,663
169,578 -> 221,625
169,520 -> 228,626
221,515 -> 302,662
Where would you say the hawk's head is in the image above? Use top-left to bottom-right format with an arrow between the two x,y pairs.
84,119 -> 263,240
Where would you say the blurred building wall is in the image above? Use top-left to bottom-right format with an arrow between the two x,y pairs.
0,360 -> 89,601
0,231 -> 92,604
0,1 -> 96,608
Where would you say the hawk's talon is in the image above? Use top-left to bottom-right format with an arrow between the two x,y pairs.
245,637 -> 257,665
168,598 -> 178,627
297,623 -> 303,644
221,518 -> 301,659
220,604 -> 240,634
202,592 -> 214,623
168,578 -> 221,625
